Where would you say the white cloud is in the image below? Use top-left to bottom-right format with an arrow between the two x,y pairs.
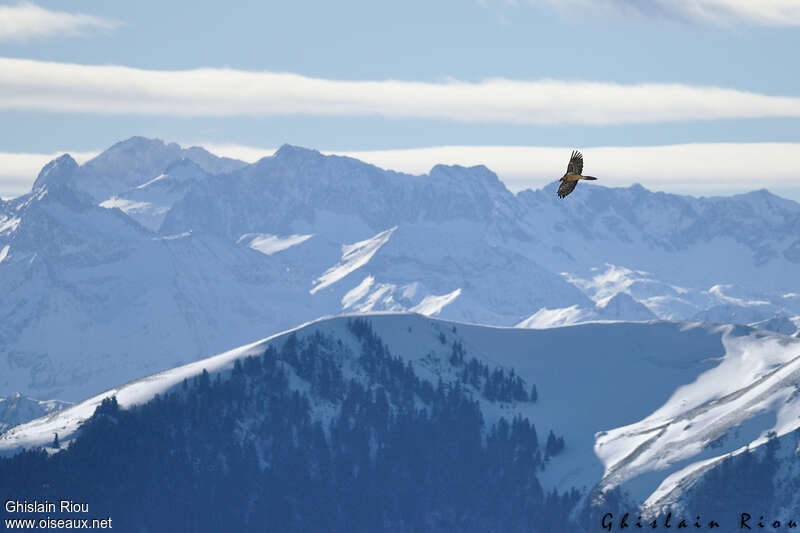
0,3 -> 119,42
0,151 -> 98,198
337,143 -> 800,194
682,0 -> 800,25
528,0 -> 800,26
195,143 -> 276,164
2,57 -> 800,125
679,0 -> 800,25
3,143 -> 800,201
199,141 -> 800,198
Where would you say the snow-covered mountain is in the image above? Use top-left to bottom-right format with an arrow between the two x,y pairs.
516,292 -> 657,329
0,393 -> 70,434
517,184 -> 800,291
751,315 -> 800,337
4,314 -> 799,524
2,137 -> 798,405
99,158 -> 212,231
34,137 -> 245,203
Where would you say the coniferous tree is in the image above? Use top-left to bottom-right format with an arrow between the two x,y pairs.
0,323 -> 576,533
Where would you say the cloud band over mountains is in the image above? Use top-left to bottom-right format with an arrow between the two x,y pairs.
4,143 -> 800,200
2,57 -> 800,125
219,142 -> 800,194
0,150 -> 97,198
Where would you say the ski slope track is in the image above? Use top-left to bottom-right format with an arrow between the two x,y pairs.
3,313 -> 798,512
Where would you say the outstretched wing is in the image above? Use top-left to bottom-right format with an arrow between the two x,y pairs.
557,179 -> 578,198
566,150 -> 583,175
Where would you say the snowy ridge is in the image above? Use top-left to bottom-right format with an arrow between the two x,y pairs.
516,293 -> 656,329
341,275 -> 376,309
515,305 -> 595,329
563,264 -> 701,320
311,226 -> 396,294
0,215 -> 20,235
97,158 -> 213,231
136,173 -> 167,189
410,288 -> 462,316
563,264 -> 655,302
345,281 -> 398,312
99,196 -> 156,215
0,330 -> 293,454
238,232 -> 314,256
37,137 -> 245,202
707,284 -> 770,307
596,326 -> 800,506
0,393 -> 72,434
4,312 -> 798,516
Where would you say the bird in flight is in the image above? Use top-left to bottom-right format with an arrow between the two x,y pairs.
557,150 -> 598,199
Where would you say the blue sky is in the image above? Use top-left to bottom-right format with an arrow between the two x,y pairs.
1,0 -> 800,199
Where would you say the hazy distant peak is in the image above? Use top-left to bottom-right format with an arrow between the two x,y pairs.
184,145 -> 219,158
108,136 -> 175,153
273,143 -> 322,160
52,137 -> 246,201
182,145 -> 247,175
430,163 -> 494,178
32,154 -> 78,190
732,188 -> 800,212
428,163 -> 510,196
597,292 -> 658,320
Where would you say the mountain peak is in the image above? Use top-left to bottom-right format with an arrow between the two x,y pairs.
86,136 -> 180,169
109,136 -> 176,153
429,163 -> 507,192
272,144 -> 323,161
731,187 -> 800,214
73,137 -> 246,201
743,187 -> 794,201
32,154 -> 78,191
597,292 -> 657,320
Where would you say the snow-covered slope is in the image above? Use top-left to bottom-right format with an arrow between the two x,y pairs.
518,185 -> 800,291
99,158 -> 212,231
4,313 -> 798,517
238,232 -> 314,256
0,175 -> 306,401
311,226 -> 397,294
0,393 -> 71,434
515,292 -> 657,329
597,292 -> 658,320
2,137 -> 798,408
595,326 -> 800,503
0,173 -> 584,402
515,305 -> 599,329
